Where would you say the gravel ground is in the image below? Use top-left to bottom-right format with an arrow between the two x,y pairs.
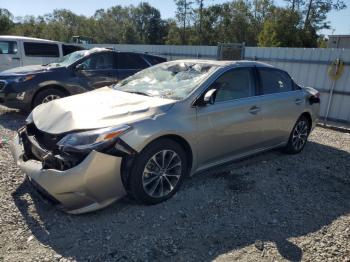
0,105 -> 349,262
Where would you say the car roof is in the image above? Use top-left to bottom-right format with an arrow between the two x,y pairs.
0,35 -> 61,43
169,59 -> 274,68
86,47 -> 164,58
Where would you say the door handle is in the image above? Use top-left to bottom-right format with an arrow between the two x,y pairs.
12,57 -> 20,60
295,98 -> 302,105
249,106 -> 261,114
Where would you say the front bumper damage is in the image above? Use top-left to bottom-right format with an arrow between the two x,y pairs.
10,133 -> 127,214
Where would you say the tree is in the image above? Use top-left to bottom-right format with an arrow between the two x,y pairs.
175,0 -> 194,44
304,0 -> 346,29
0,9 -> 13,34
284,0 -> 305,11
258,8 -> 303,47
133,3 -> 164,44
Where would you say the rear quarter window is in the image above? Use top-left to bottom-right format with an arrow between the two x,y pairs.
24,42 -> 60,57
258,68 -> 293,95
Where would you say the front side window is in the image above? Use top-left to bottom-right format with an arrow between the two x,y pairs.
213,68 -> 255,102
0,41 -> 18,54
113,61 -> 218,100
24,42 -> 59,57
54,50 -> 88,67
81,53 -> 115,70
117,53 -> 149,70
258,68 -> 293,95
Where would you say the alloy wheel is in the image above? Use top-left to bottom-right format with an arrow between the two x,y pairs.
292,120 -> 309,151
142,150 -> 182,198
42,94 -> 61,104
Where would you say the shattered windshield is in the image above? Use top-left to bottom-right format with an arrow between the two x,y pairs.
49,50 -> 89,67
113,61 -> 218,100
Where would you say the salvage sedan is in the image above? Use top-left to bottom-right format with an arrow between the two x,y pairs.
11,60 -> 320,214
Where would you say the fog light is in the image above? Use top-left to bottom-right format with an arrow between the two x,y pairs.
16,92 -> 25,100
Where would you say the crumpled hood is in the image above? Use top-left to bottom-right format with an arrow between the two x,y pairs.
0,64 -> 59,76
32,87 -> 176,134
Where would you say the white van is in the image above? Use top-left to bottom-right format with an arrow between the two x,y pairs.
0,36 -> 83,72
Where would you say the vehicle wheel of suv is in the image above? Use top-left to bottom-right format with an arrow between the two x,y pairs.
32,88 -> 66,109
284,115 -> 310,154
128,138 -> 188,204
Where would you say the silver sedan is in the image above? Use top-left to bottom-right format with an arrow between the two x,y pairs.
11,60 -> 320,214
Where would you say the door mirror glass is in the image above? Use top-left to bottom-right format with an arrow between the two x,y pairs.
203,89 -> 217,105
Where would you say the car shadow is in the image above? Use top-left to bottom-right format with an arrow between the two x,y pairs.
12,141 -> 350,261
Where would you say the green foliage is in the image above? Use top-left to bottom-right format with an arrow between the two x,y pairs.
0,0 -> 347,47
258,8 -> 303,47
0,8 -> 13,34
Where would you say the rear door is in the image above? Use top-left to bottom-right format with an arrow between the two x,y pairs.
22,41 -> 60,66
0,40 -> 21,71
75,52 -> 118,89
196,67 -> 265,168
256,67 -> 304,146
116,52 -> 150,80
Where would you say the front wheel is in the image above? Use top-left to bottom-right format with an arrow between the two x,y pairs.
32,88 -> 66,109
128,138 -> 188,204
284,116 -> 310,154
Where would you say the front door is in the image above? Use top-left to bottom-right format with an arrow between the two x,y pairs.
77,52 -> 119,89
0,40 -> 21,71
196,67 -> 264,169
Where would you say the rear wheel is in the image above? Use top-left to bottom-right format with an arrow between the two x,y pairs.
128,138 -> 188,204
284,115 -> 310,154
32,88 -> 66,109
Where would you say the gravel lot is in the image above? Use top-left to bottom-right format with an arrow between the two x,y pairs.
0,105 -> 349,262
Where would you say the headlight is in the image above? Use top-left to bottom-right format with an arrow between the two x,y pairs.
16,75 -> 35,82
57,125 -> 131,153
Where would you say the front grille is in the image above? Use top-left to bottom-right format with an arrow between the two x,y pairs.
0,81 -> 6,91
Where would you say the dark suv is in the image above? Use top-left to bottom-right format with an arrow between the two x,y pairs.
0,48 -> 166,110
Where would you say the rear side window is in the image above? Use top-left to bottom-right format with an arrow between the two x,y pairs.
62,44 -> 84,56
258,68 -> 293,95
0,41 -> 18,54
24,42 -> 59,57
117,53 -> 149,70
144,55 -> 166,65
214,68 -> 255,102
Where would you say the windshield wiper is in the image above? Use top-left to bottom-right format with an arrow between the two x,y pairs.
125,91 -> 151,97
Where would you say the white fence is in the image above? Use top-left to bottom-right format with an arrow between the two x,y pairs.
86,44 -> 350,123
244,47 -> 350,123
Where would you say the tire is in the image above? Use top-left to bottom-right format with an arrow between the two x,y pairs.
32,88 -> 67,109
128,138 -> 188,204
284,115 -> 310,154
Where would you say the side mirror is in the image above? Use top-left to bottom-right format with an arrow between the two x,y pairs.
75,63 -> 86,71
203,89 -> 217,105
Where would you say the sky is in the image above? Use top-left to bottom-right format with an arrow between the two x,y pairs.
1,0 -> 349,36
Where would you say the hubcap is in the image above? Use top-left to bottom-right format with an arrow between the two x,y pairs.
292,120 -> 309,150
142,150 -> 182,198
42,94 -> 61,104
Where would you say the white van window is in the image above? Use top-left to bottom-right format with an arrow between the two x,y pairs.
24,42 -> 59,57
0,41 -> 18,54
